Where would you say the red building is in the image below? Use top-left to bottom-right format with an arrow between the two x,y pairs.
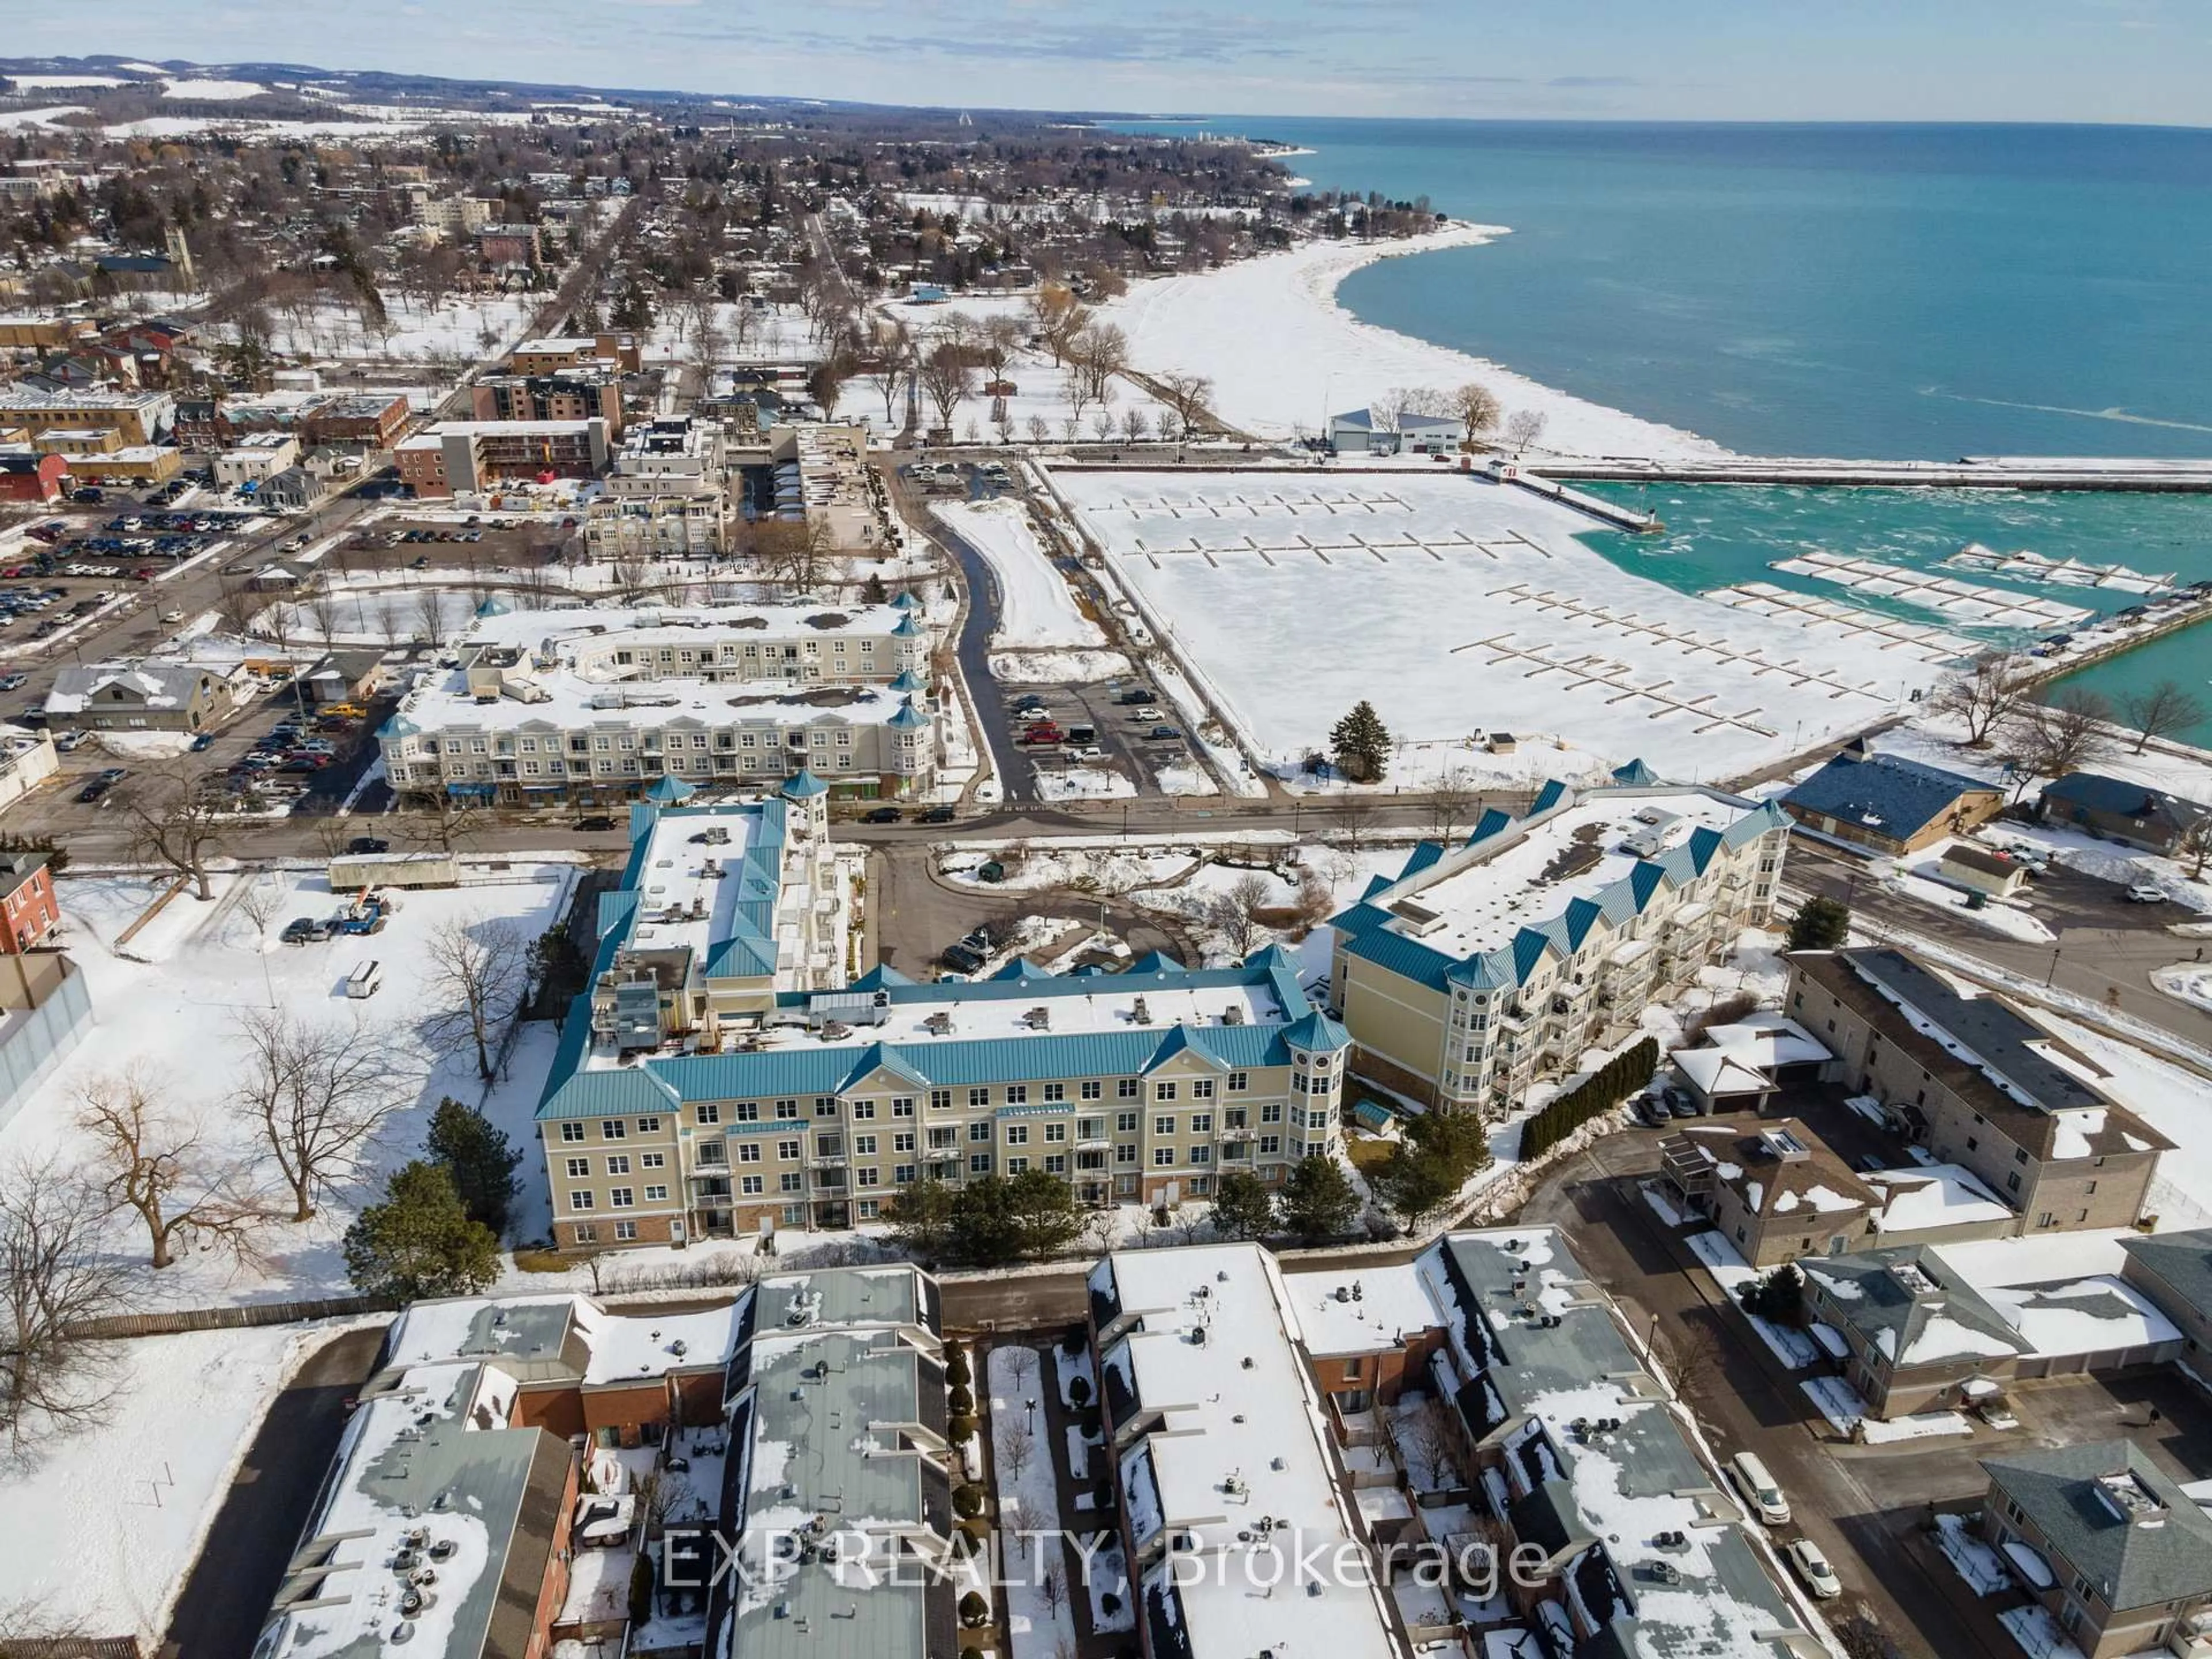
0,851 -> 59,952
0,450 -> 68,503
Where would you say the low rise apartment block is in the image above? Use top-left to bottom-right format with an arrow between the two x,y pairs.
176,389 -> 411,452
769,422 -> 888,551
0,384 -> 173,445
46,658 -> 234,732
378,596 -> 934,806
535,786 -> 1349,1245
510,332 -> 641,375
1329,777 -> 1787,1113
1786,947 -> 2169,1234
469,365 -> 625,436
585,417 -> 734,560
396,417 -> 609,497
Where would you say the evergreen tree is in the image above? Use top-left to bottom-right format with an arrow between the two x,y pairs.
1330,700 -> 1393,784
861,572 -> 889,605
425,1097 -> 522,1236
1276,1156 -> 1359,1243
343,1162 -> 501,1303
885,1177 -> 959,1259
1370,1144 -> 1459,1231
1786,895 -> 1851,952
1208,1170 -> 1276,1241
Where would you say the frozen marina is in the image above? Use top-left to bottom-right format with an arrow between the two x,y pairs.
1771,551 -> 2095,630
1048,467 -> 1957,783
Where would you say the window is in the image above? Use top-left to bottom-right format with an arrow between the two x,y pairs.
1045,1154 -> 1067,1175
1006,1085 -> 1029,1105
1227,1071 -> 1248,1092
734,1102 -> 760,1121
641,1152 -> 665,1169
857,1167 -> 880,1188
741,1175 -> 764,1195
969,1120 -> 993,1142
1044,1123 -> 1067,1143
893,1131 -> 915,1152
740,1143 -> 762,1163
2008,1172 -> 2022,1192
779,1172 -> 803,1192
1262,1103 -> 1283,1123
1116,1145 -> 1137,1164
775,1100 -> 803,1120
605,1154 -> 631,1176
1117,1111 -> 1139,1133
1260,1135 -> 1282,1155
1043,1083 -> 1066,1103
813,1097 -> 838,1118
969,1152 -> 993,1174
1006,1156 -> 1030,1175
1153,1147 -> 1175,1166
854,1135 -> 877,1155
777,1139 -> 801,1161
1005,1125 -> 1030,1146
1155,1082 -> 1178,1102
1154,1115 -> 1176,1137
1081,1081 -> 1103,1101
1190,1113 -> 1212,1134
644,1184 -> 668,1202
561,1122 -> 585,1143
969,1088 -> 991,1108
637,1117 -> 661,1135
892,1097 -> 915,1118
1118,1079 -> 1140,1099
930,1090 -> 952,1111
1191,1079 -> 1215,1100
601,1120 -> 626,1140
857,1199 -> 880,1220
694,1104 -> 721,1126
895,1164 -> 916,1185
851,1100 -> 876,1120
1190,1146 -> 1211,1165
570,1191 -> 596,1212
783,1205 -> 806,1227
609,1187 -> 634,1208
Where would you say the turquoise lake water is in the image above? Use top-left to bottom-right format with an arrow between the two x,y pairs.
1112,118 -> 2212,737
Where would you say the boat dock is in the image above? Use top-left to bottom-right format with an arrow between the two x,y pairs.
1540,455 -> 2212,493
1506,468 -> 1662,529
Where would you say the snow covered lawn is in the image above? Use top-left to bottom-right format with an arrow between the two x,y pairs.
7,1321 -> 355,1642
1054,468 -> 1936,783
1,866 -> 574,1309
1934,1513 -> 2014,1597
1798,1374 -> 1871,1437
2032,1013 -> 2212,1219
1031,763 -> 1137,802
1998,1604 -> 2086,1659
1683,1230 -> 1819,1369
933,499 -> 1104,651
987,1344 -> 1080,1659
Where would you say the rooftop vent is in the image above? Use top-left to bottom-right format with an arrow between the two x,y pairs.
1132,997 -> 1152,1025
1756,1127 -> 1811,1164
1390,899 -> 1448,938
1024,1006 -> 1052,1031
1223,1005 -> 1245,1026
923,1011 -> 955,1037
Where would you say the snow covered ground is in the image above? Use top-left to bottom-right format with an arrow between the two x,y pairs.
1683,1230 -> 1819,1369
2032,1012 -> 2212,1223
0,866 -> 574,1310
205,293 -> 539,363
1054,468 -> 1938,783
986,1344 -> 1080,1659
6,1320 -> 358,1643
931,498 -> 1104,650
1934,1513 -> 2014,1597
1092,225 -> 1729,460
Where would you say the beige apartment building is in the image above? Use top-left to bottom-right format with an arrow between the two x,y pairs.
378,596 -> 935,806
0,386 -> 173,446
584,416 -> 733,560
536,783 -> 1349,1245
1786,946 -> 2169,1233
1328,777 -> 1789,1113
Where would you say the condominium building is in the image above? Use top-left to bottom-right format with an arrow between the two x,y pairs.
395,418 -> 609,498
1785,946 -> 2169,1233
510,332 -> 641,375
0,384 -> 173,445
584,417 -> 734,560
537,785 -> 1349,1246
768,422 -> 887,552
377,596 -> 935,806
469,366 -> 625,437
1329,775 -> 1789,1114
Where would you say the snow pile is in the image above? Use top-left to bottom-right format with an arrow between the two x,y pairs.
934,498 -> 1104,651
1934,1513 -> 2014,1597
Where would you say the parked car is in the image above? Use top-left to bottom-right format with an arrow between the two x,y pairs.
576,815 -> 616,832
1728,1452 -> 1791,1526
281,916 -> 334,945
860,806 -> 903,824
917,805 -> 957,825
75,778 -> 113,804
2126,882 -> 2165,903
347,836 -> 390,854
1974,1399 -> 2020,1431
1783,1540 -> 1840,1599
938,942 -> 985,974
188,732 -> 215,752
1146,726 -> 1183,741
1115,688 -> 1158,706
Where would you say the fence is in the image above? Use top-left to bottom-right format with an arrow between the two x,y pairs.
66,1294 -> 393,1342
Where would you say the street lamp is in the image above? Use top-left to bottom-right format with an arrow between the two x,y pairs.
2045,945 -> 2062,988
1024,1397 -> 1037,1431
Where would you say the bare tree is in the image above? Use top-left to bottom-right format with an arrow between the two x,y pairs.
1428,767 -> 1480,841
2118,679 -> 2205,754
215,581 -> 259,637
1071,323 -> 1129,404
609,554 -> 656,604
918,342 -> 973,433
0,1156 -> 134,1448
1039,1565 -> 1066,1621
118,764 -> 225,901
1931,652 -> 2039,748
231,1007 -> 407,1221
1503,408 -> 1548,456
423,915 -> 531,1080
994,1418 -> 1035,1482
1452,381 -> 1502,440
751,518 -> 836,594
413,582 -> 450,646
1025,414 -> 1051,444
77,1071 -> 264,1270
1206,871 -> 1276,960
1330,793 -> 1378,851
307,588 -> 342,647
1399,1398 -> 1461,1490
1155,372 -> 1215,441
869,324 -> 917,427
630,1465 -> 691,1536
2009,687 -> 2115,782
2176,816 -> 2212,880
1003,1343 -> 1039,1392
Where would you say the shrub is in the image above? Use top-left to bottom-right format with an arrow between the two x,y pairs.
945,1343 -> 972,1388
948,1384 -> 975,1418
948,1413 -> 977,1445
953,1483 -> 987,1519
960,1516 -> 993,1548
629,1552 -> 654,1626
1517,1036 -> 1660,1162
1061,1326 -> 1086,1355
960,1590 -> 990,1627
1068,1374 -> 1092,1408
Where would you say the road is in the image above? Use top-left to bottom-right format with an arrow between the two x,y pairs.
156,1321 -> 389,1659
1786,836 -> 2212,1053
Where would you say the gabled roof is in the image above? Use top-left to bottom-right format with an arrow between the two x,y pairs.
2041,771 -> 2209,830
1783,751 -> 1997,842
2119,1229 -> 2212,1324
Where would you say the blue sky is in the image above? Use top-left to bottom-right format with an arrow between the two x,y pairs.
12,0 -> 2210,124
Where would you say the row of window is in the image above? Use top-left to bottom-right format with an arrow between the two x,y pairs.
560,1095 -> 1305,1146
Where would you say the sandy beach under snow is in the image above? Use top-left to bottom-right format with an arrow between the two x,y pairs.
1096,222 -> 1732,461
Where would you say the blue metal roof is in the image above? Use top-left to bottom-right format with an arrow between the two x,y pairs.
782,768 -> 829,800
1611,759 -> 1660,785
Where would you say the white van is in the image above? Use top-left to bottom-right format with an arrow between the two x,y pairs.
344,960 -> 383,999
1729,1451 -> 1790,1525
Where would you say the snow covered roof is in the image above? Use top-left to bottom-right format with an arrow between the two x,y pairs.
47,658 -> 213,714
1281,1263 -> 1446,1355
1098,1244 -> 1400,1659
1866,1164 -> 2014,1234
1782,750 -> 1997,843
375,1289 -> 743,1390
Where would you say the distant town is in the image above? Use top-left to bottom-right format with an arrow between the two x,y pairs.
0,53 -> 2211,1659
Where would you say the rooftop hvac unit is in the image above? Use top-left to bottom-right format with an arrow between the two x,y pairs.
1222,1005 -> 1245,1026
1132,997 -> 1152,1026
613,979 -> 661,1052
1024,1006 -> 1052,1031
